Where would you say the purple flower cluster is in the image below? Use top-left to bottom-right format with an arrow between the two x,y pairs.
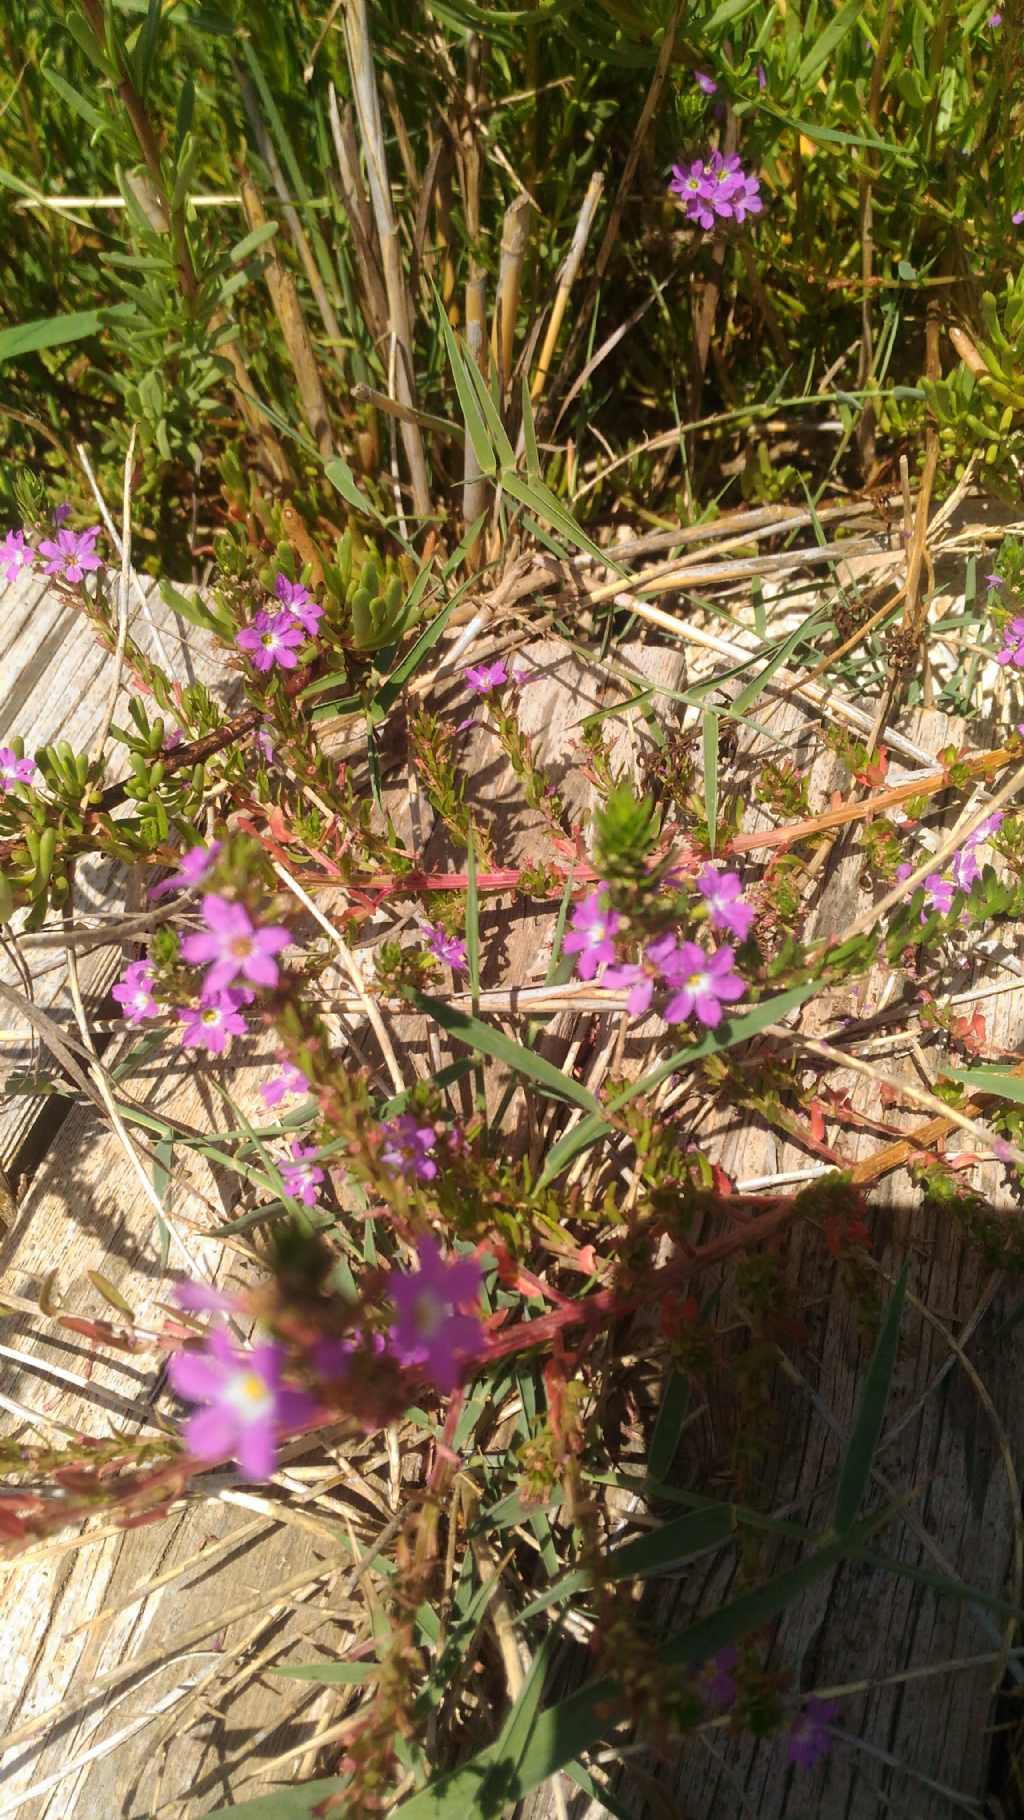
423,923 -> 468,972
236,573 -> 320,673
0,747 -> 36,793
669,150 -> 763,231
604,933 -> 746,1026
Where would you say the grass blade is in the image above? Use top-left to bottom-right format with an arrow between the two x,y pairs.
833,1265 -> 907,1534
408,991 -> 600,1113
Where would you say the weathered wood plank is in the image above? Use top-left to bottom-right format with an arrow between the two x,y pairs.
0,569 -> 234,1182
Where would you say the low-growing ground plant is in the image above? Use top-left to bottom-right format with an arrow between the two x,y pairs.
4,3 -> 1024,1818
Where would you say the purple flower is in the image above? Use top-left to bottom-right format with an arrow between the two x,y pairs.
256,726 -> 275,762
950,813 -> 1004,892
697,865 -> 755,940
697,1646 -> 738,1711
663,941 -> 746,1028
236,611 -> 307,672
174,1280 -> 242,1315
0,529 -> 34,586
274,573 -> 323,636
989,10 -> 1003,25
37,525 -> 102,583
669,150 -> 762,233
423,923 -> 468,972
895,862 -> 955,921
1014,209 -> 1024,226
178,989 -> 249,1054
112,959 -> 161,1025
181,894 -> 289,995
280,1140 -> 325,1207
996,615 -> 1024,668
168,1331 -> 316,1479
694,70 -> 717,94
986,572 -> 1004,590
262,1060 -> 309,1108
563,887 -> 621,981
386,1236 -> 484,1394
0,746 -> 36,792
604,930 -> 684,1016
379,1113 -> 440,1182
756,62 -> 767,91
464,660 -> 509,696
149,841 -> 222,901
787,1696 -> 838,1771
52,503 -> 71,527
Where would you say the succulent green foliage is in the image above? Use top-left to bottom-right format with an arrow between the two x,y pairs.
593,781 -> 662,889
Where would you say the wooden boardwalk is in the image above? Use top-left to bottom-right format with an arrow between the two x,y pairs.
1,550 -> 1022,1819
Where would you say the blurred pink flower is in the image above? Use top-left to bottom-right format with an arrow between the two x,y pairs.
182,894 -> 289,994
386,1236 -> 483,1393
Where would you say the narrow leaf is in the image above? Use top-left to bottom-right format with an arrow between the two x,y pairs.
833,1265 -> 907,1534
408,992 -> 600,1113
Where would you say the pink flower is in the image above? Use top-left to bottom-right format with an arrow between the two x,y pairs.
112,959 -> 161,1025
694,69 -> 717,94
696,865 -> 755,940
563,887 -> 620,981
386,1236 -> 483,1393
0,529 -> 33,586
236,611 -> 307,672
951,813 -> 1004,892
168,1331 -> 317,1479
604,930 -> 684,1016
280,1140 -> 325,1207
149,841 -> 222,901
0,747 -> 36,792
1014,209 -> 1024,226
663,941 -> 746,1028
174,1280 -> 243,1315
995,616 -> 1024,668
256,726 -> 275,762
787,1697 -> 838,1770
669,150 -> 762,232
181,894 -> 289,994
178,989 -> 249,1054
464,660 -> 509,695
756,62 -> 767,91
261,1060 -> 309,1108
274,573 -> 323,636
37,525 -> 102,583
423,923 -> 468,972
379,1114 -> 440,1182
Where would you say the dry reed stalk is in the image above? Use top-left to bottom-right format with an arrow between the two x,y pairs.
342,0 -> 432,522
236,65 -> 347,368
530,170 -> 603,401
239,170 -> 335,459
326,85 -> 390,345
458,34 -> 488,560
491,193 -> 533,393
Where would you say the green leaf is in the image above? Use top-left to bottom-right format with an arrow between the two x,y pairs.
948,1067 -> 1024,1106
477,1634 -> 554,1814
647,1368 -> 691,1483
435,295 -> 496,477
537,981 -> 819,1187
323,456 -> 375,517
833,1265 -> 907,1533
703,710 -> 719,854
41,67 -> 108,134
0,305 -> 133,367
390,1507 -> 894,1818
408,992 -> 600,1114
730,612 -> 825,717
270,1661 -> 376,1685
797,0 -> 868,91
205,1778 -> 345,1818
500,471 -> 624,576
